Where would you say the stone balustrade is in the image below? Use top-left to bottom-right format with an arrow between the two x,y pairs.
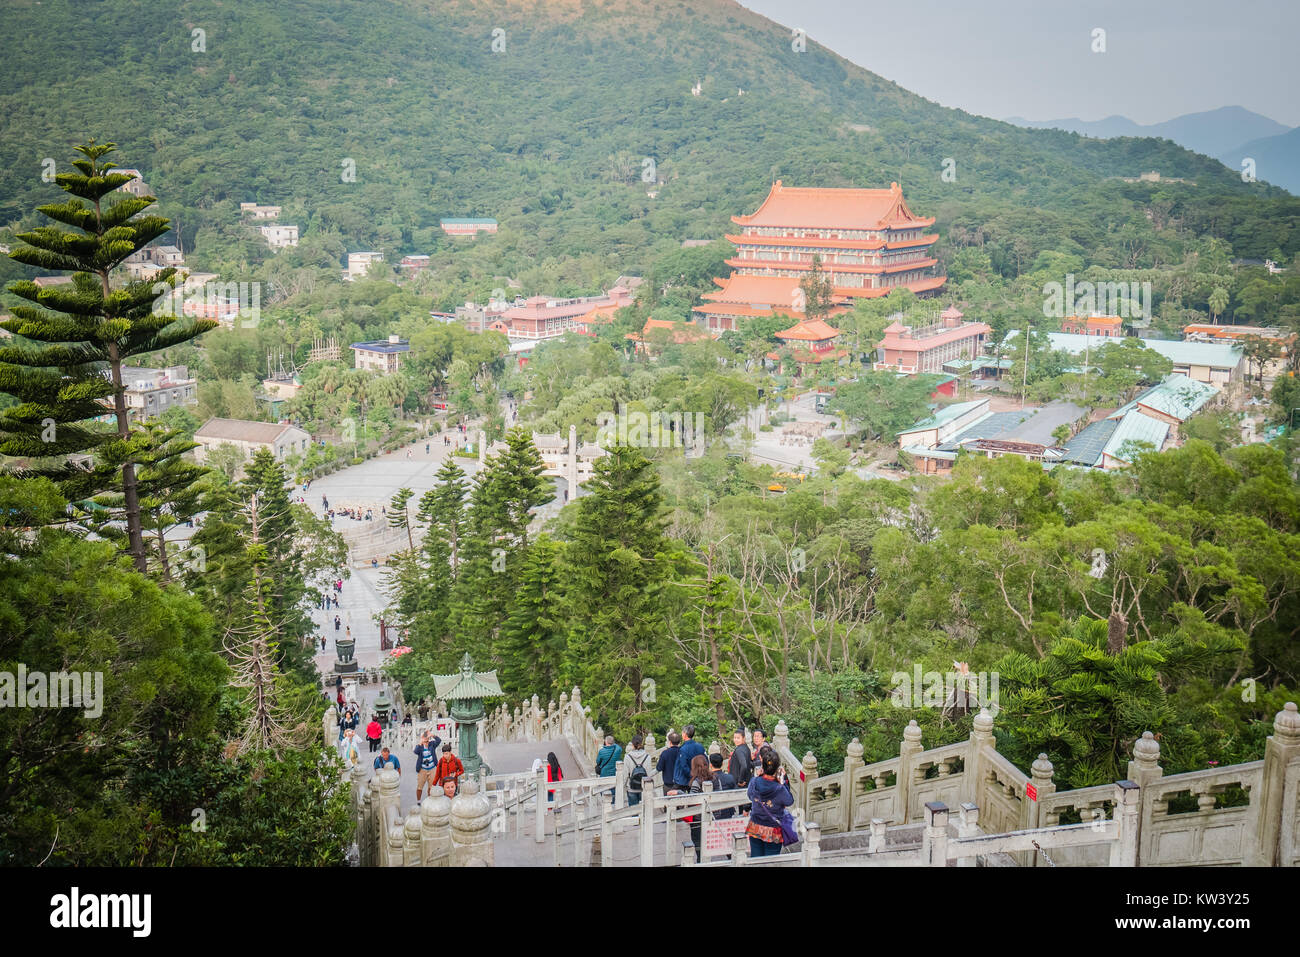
355,684 -> 1300,867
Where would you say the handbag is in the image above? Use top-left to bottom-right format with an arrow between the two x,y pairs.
779,809 -> 799,846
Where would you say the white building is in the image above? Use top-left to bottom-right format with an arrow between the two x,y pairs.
240,202 -> 282,219
345,251 -> 384,281
260,224 -> 299,249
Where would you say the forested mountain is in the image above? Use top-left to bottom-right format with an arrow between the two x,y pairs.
1,0 -> 1297,300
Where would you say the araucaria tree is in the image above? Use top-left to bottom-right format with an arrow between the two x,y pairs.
562,443 -> 671,733
0,141 -> 215,572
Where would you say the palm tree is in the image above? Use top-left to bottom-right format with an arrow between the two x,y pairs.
1208,287 -> 1229,325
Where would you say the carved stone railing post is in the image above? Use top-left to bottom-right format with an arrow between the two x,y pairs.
922,801 -> 949,866
1026,754 -> 1056,865
531,694 -> 541,740
801,751 -> 818,820
387,816 -> 405,867
378,769 -> 402,866
421,793 -> 453,865
965,707 -> 995,810
801,821 -> 821,866
1110,780 -> 1141,867
897,720 -> 923,823
843,738 -> 864,832
451,778 -> 494,866
1127,730 -> 1162,865
955,803 -> 980,866
403,813 -> 422,866
324,704 -> 337,749
1256,701 -> 1300,866
535,765 -> 547,844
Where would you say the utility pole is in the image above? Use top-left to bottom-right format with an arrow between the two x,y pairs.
1020,324 -> 1030,409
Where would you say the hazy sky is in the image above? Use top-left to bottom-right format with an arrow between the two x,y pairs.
739,0 -> 1300,127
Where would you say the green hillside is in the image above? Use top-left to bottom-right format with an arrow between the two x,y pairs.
0,0 -> 1296,299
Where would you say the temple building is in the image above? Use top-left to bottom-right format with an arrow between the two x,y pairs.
694,181 -> 945,334
766,318 -> 848,373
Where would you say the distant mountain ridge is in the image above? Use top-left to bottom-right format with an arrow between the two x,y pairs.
1006,106 -> 1292,162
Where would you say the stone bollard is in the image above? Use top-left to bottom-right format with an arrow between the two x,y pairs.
800,751 -> 818,818
451,778 -> 494,866
422,792 -> 453,865
378,769 -> 402,866
801,822 -> 821,866
1028,753 -> 1056,841
1256,701 -> 1300,866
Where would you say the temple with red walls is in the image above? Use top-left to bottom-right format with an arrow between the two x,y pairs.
694,181 -> 946,334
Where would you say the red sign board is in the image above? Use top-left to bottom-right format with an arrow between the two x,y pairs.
1026,783 -> 1038,802
703,815 -> 749,858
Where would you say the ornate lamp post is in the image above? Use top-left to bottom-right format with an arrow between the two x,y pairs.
432,653 -> 501,775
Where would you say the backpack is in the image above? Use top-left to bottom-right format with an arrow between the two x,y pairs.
627,752 -> 649,792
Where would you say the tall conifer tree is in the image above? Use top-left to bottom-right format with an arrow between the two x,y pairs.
0,141 -> 215,571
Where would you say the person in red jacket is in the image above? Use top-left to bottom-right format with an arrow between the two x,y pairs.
545,751 -> 563,802
365,717 -> 383,753
432,743 -> 465,797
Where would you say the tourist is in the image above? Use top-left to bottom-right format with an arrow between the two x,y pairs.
425,442 -> 430,454
413,731 -> 442,801
402,712 -> 412,726
320,634 -> 327,651
624,734 -> 651,806
432,743 -> 464,797
708,752 -> 737,820
750,728 -> 766,759
728,728 -> 753,788
545,751 -> 563,802
417,698 -> 430,721
339,728 -> 362,770
345,625 -> 351,641
672,724 -> 706,793
745,750 -> 793,857
373,746 -> 401,776
366,716 -> 383,753
656,732 -> 681,796
595,734 -> 623,804
685,754 -> 713,862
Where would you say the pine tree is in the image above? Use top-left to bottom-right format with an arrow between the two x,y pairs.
0,141 -> 216,572
388,487 -> 415,552
562,443 -> 670,732
497,535 -> 567,698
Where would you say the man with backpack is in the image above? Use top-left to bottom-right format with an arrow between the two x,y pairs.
623,734 -> 651,806
595,734 -> 623,803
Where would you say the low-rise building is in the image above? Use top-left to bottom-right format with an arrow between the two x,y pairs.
399,254 -> 431,273
489,287 -> 634,342
875,307 -> 991,374
260,224 -> 299,249
1028,332 -> 1245,385
351,335 -> 409,374
240,202 -> 282,219
194,418 -> 311,468
114,168 -> 152,200
345,251 -> 384,280
767,318 -> 848,371
119,365 -> 198,422
440,218 -> 498,236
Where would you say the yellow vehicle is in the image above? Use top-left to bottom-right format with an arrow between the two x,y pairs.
767,483 -> 787,493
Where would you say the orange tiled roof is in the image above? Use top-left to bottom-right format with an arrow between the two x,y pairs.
776,318 -> 841,342
627,318 -> 709,345
702,273 -> 854,305
732,181 -> 935,231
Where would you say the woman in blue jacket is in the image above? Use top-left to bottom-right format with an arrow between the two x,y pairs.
745,748 -> 793,857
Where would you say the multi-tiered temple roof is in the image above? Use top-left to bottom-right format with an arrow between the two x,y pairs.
695,181 -> 946,334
